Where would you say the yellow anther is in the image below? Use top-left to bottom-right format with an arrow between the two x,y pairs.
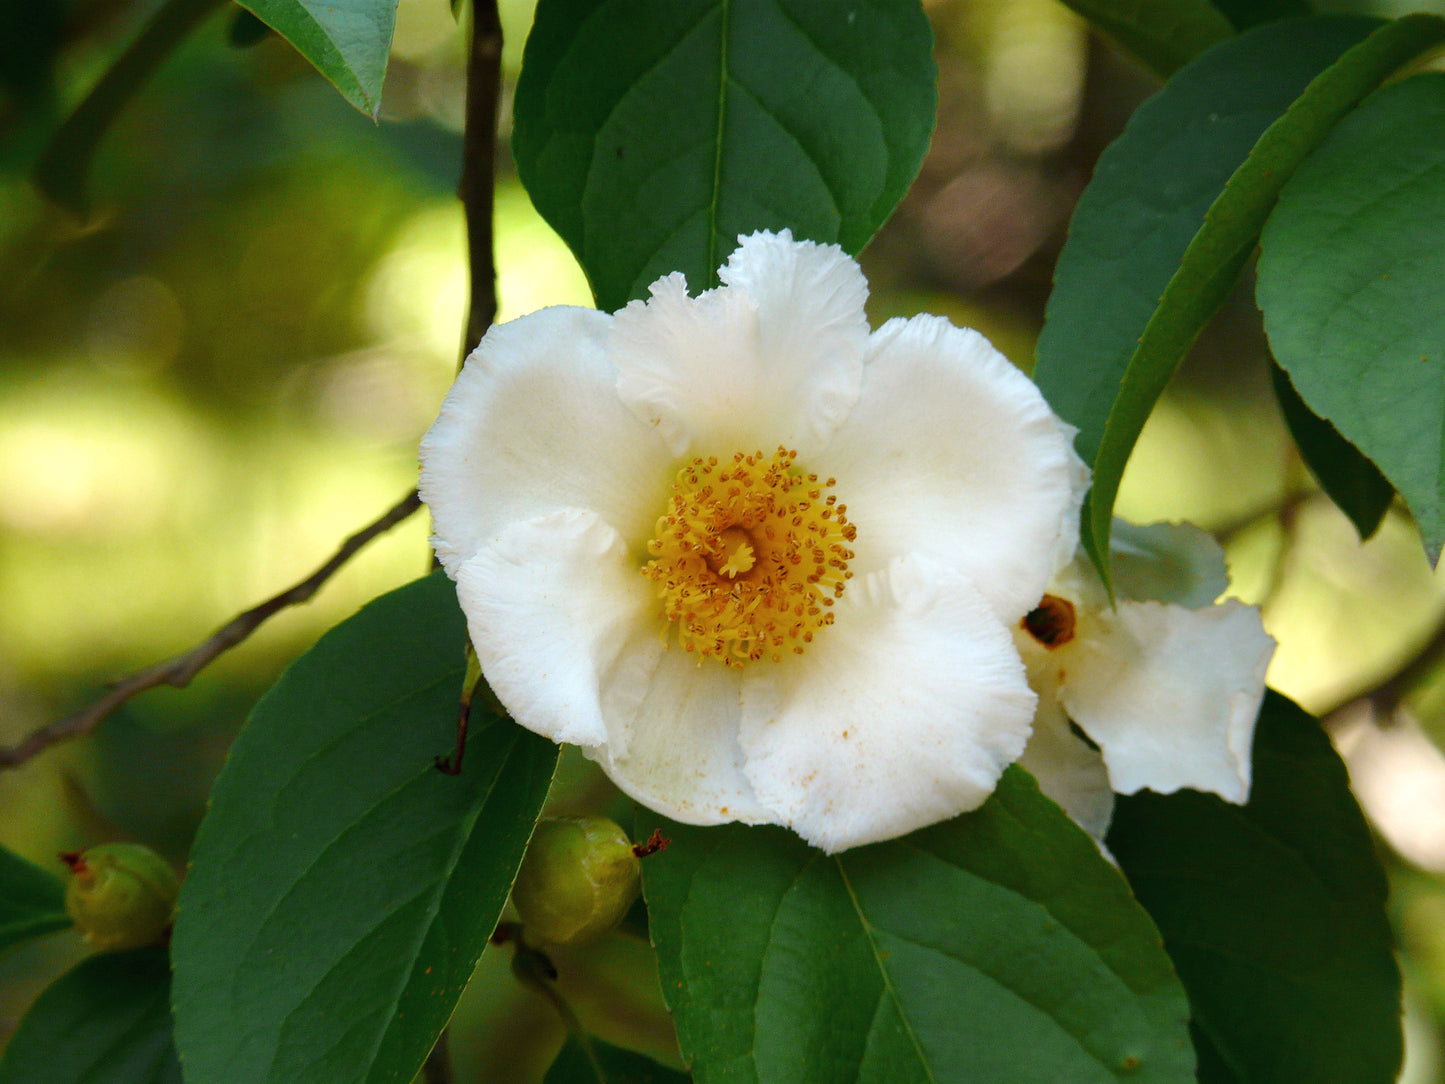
643,447 -> 855,667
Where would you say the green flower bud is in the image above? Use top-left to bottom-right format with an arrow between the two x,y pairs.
511,817 -> 643,946
62,843 -> 179,952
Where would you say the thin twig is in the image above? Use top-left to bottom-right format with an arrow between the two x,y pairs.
435,668 -> 483,776
428,0 -> 505,787
0,488 -> 422,769
458,0 -> 503,359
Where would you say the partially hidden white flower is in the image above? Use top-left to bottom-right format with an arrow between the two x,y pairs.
1015,520 -> 1276,842
419,230 -> 1081,853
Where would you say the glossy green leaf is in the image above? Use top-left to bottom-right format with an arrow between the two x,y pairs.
1109,691 -> 1401,1084
171,571 -> 558,1084
1034,14 -> 1445,587
0,947 -> 181,1084
641,768 -> 1193,1084
513,0 -> 936,312
1258,72 -> 1445,562
0,843 -> 71,953
1056,0 -> 1233,77
545,1035 -> 692,1084
238,0 -> 399,115
1270,360 -> 1392,540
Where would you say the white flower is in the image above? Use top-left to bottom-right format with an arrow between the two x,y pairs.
419,230 -> 1080,853
1015,520 -> 1276,841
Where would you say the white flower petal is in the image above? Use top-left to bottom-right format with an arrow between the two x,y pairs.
1111,519 -> 1230,608
1059,599 -> 1275,803
1014,649 -> 1115,842
453,509 -> 655,749
612,230 -> 868,458
419,305 -> 673,575
1051,438 -> 1090,578
457,508 -> 773,827
593,644 -> 773,827
738,555 -> 1036,853
821,314 -> 1078,620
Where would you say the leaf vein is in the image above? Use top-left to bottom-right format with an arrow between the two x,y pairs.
833,859 -> 938,1084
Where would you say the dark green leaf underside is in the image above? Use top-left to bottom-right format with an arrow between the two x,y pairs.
1109,691 -> 1401,1084
1270,361 -> 1393,540
0,947 -> 181,1084
642,768 -> 1193,1084
171,571 -> 558,1084
513,0 -> 936,312
1258,71 -> 1445,562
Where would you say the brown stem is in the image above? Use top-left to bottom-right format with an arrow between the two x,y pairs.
433,0 -> 506,776
1,488 -> 422,769
632,829 -> 670,858
459,0 -> 503,359
435,672 -> 482,776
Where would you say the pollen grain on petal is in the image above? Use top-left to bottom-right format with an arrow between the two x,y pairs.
643,446 -> 855,667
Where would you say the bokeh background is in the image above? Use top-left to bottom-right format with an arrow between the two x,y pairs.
4,0 -> 1445,1079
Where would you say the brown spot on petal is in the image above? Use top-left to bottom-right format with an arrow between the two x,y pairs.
1022,594 -> 1076,648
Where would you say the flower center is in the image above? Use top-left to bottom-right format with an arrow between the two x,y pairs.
644,447 -> 856,667
1022,594 -> 1076,648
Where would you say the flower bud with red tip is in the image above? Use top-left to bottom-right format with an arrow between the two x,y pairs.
62,843 -> 179,952
510,817 -> 645,946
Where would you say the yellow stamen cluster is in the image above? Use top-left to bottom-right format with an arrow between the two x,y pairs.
644,447 -> 856,667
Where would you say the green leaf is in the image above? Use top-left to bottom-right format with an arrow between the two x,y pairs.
641,768 -> 1194,1084
0,947 -> 181,1084
512,0 -> 936,312
1270,360 -> 1392,540
1258,72 -> 1445,562
170,571 -> 558,1084
237,0 -> 399,115
1033,14 -> 1445,587
545,1035 -> 692,1084
1109,691 -> 1402,1084
33,0 -> 225,217
0,843 -> 71,953
1055,0 -> 1233,77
